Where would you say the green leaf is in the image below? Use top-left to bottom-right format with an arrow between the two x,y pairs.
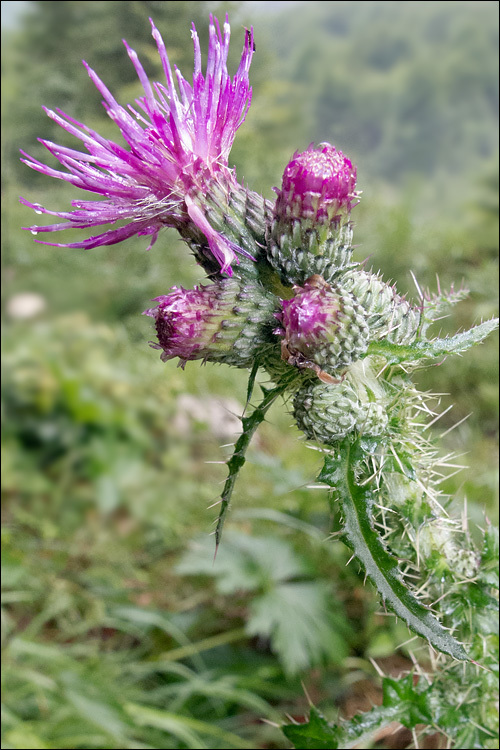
282,708 -> 340,749
178,532 -> 349,673
381,673 -> 432,727
366,318 -> 499,364
248,582 -> 347,674
176,532 -> 307,593
282,675 -> 435,750
125,702 -> 256,749
214,378 -> 291,547
319,448 -> 469,660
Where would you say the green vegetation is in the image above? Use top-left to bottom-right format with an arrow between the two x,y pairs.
2,2 -> 498,748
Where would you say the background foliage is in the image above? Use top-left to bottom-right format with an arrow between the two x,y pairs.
2,1 -> 498,748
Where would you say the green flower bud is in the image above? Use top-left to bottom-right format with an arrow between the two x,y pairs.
355,401 -> 389,436
293,380 -> 360,443
293,365 -> 389,444
342,270 -> 420,343
419,520 -> 479,579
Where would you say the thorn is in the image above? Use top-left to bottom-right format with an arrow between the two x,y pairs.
369,657 -> 386,678
422,403 -> 454,430
467,720 -> 497,737
439,412 -> 472,438
411,727 -> 421,749
207,498 -> 222,509
469,659 -> 492,673
397,635 -> 420,650
301,681 -> 314,707
462,496 -> 469,533
408,651 -> 432,685
260,718 -> 281,729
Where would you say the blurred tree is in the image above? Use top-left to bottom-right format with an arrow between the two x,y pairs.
2,1 -> 237,183
267,1 -> 498,187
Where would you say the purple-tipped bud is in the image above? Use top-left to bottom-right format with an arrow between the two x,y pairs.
144,279 -> 277,368
144,286 -> 223,365
275,143 -> 358,225
277,275 -> 369,377
268,144 -> 359,285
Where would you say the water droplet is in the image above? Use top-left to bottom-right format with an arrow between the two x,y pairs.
31,229 -> 38,236
35,210 -> 43,215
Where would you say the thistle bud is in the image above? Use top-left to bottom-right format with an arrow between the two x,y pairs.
294,380 -> 360,443
144,279 -> 276,368
268,143 -> 360,285
277,276 -> 369,378
181,182 -> 274,280
355,401 -> 388,436
294,380 -> 388,445
419,520 -> 479,579
342,270 -> 420,344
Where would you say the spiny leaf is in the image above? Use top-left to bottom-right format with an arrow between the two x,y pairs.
366,318 -> 498,364
282,675 -> 432,750
420,282 -> 470,328
282,708 -> 340,749
214,378 -> 290,548
319,447 -> 469,661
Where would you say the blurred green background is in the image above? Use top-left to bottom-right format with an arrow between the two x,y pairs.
1,2 -> 498,748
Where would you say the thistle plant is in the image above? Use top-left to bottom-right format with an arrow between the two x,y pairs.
21,14 -> 499,749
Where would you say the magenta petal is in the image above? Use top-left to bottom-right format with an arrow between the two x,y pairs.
21,16 -> 255,271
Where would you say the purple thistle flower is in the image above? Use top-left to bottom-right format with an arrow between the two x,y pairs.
20,15 -> 254,274
274,143 -> 359,225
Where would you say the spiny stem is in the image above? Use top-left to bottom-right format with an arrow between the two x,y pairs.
214,376 -> 291,549
319,444 -> 469,661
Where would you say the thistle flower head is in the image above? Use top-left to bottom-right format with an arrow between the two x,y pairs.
277,275 -> 369,375
144,285 -> 228,365
280,276 -> 342,346
144,279 -> 278,368
274,143 -> 359,225
20,15 -> 254,274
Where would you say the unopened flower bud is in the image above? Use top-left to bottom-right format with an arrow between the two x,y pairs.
276,143 -> 358,223
277,275 -> 369,378
355,401 -> 388,436
268,143 -> 360,285
294,381 -> 359,443
294,380 -> 388,444
182,182 -> 273,280
144,279 -> 276,368
342,270 -> 420,344
419,520 -> 479,579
